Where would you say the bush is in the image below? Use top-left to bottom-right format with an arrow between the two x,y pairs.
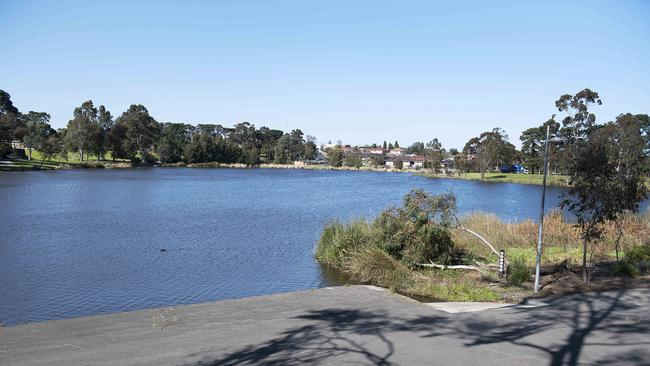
625,244 -> 650,263
507,255 -> 530,286
612,261 -> 640,277
141,152 -> 157,165
370,189 -> 458,267
373,209 -> 405,258
401,225 -> 455,267
0,143 -> 12,159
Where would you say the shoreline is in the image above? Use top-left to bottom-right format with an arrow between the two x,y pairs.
5,158 -> 648,189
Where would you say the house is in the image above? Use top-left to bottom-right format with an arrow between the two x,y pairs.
442,157 -> 455,169
341,145 -> 356,154
387,148 -> 406,156
305,150 -> 327,165
409,155 -> 426,168
369,148 -> 386,155
385,155 -> 426,169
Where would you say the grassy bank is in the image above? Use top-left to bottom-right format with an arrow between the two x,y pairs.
422,171 -> 650,188
420,172 -> 571,186
315,190 -> 650,302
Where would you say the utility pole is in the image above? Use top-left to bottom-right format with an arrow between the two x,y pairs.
534,125 -> 551,293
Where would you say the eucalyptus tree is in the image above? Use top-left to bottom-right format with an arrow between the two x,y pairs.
303,135 -> 318,160
106,122 -> 128,161
561,114 -> 648,281
463,128 -> 510,179
39,135 -> 62,167
555,89 -> 602,144
157,123 -> 193,163
407,142 -> 425,154
273,134 -> 292,164
64,100 -> 100,161
258,126 -> 283,162
425,138 -> 444,173
520,119 -> 560,174
634,113 -> 650,175
344,155 -> 363,169
93,105 -> 113,160
289,129 -> 305,160
114,104 -> 160,163
326,145 -> 343,167
23,111 -> 52,160
0,89 -> 22,157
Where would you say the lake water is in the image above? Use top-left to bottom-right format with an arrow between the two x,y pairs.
0,168 -> 619,325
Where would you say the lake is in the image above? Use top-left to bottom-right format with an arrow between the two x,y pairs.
0,168 -> 599,325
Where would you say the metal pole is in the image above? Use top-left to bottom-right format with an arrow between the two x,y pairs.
534,125 -> 550,293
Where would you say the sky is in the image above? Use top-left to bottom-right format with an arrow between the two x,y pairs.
1,1 -> 649,149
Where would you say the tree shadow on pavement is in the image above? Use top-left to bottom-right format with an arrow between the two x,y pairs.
188,290 -> 649,366
407,289 -> 650,366
191,308 -> 446,366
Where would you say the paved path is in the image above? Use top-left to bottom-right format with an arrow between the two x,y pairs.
1,286 -> 648,365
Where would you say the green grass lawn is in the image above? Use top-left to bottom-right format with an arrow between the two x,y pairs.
1,150 -> 130,171
422,171 -> 650,188
0,158 -> 62,171
422,172 -> 571,186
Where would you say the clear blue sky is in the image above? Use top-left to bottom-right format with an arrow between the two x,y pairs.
1,0 -> 649,149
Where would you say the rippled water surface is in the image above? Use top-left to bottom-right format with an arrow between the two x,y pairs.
0,168 -> 577,325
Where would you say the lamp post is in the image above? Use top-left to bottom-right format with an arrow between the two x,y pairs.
534,125 -> 563,293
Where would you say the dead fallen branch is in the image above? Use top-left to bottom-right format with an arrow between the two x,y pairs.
417,262 -> 499,271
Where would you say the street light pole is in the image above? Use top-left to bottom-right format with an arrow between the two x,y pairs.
534,125 -> 551,293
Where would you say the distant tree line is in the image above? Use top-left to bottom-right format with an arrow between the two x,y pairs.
0,90 -> 318,166
2,87 -> 648,179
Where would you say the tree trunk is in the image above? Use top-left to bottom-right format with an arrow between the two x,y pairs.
614,218 -> 624,262
582,239 -> 588,283
28,147 -> 32,160
80,149 -> 84,162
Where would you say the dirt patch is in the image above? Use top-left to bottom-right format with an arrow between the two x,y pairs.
533,262 -> 650,299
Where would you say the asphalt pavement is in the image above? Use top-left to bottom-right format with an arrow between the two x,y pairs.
1,286 -> 648,365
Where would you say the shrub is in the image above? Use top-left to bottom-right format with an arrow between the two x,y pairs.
625,244 -> 650,263
141,152 -> 157,165
401,225 -> 455,267
0,143 -> 11,159
507,255 -> 530,287
371,190 -> 458,267
373,209 -> 405,258
612,261 -> 640,277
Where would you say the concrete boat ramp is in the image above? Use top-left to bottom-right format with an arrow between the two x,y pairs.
1,286 -> 648,365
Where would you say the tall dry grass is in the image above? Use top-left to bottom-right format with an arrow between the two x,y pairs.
452,210 -> 650,265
